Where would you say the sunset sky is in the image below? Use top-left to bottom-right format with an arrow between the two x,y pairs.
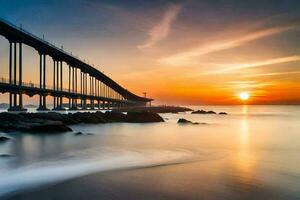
1,0 -> 300,105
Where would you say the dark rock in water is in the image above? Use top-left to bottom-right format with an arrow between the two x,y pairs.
74,132 -> 84,136
0,136 -> 10,142
178,118 -> 193,124
0,111 -> 165,133
25,112 -> 76,125
191,110 -> 216,114
27,121 -> 72,133
219,112 -> 228,115
70,112 -> 106,124
74,132 -> 94,136
177,118 -> 206,125
92,112 -> 107,123
104,111 -> 126,122
126,111 -> 164,123
194,122 -> 207,125
0,136 -> 11,142
0,154 -> 14,158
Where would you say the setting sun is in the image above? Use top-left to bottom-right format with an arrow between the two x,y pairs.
239,92 -> 250,101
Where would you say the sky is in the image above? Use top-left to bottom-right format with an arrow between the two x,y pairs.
0,0 -> 300,105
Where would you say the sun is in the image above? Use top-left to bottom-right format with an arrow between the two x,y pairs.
239,92 -> 249,101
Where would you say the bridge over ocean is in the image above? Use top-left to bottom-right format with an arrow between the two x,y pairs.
0,18 -> 152,112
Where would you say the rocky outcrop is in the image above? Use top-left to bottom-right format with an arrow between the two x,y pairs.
191,110 -> 228,115
0,136 -> 11,142
74,132 -> 94,136
69,112 -> 106,124
26,121 -> 72,133
219,112 -> 228,115
126,111 -> 164,123
191,110 -> 216,114
0,113 -> 72,133
178,118 -> 194,124
23,112 -> 76,125
0,154 -> 14,158
0,111 -> 165,133
104,111 -> 126,122
177,118 -> 206,125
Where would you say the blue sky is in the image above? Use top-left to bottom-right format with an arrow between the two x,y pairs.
1,0 -> 300,104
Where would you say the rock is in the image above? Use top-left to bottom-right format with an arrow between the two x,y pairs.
0,136 -> 10,142
0,154 -> 14,158
0,111 -> 165,133
0,113 -> 24,122
74,132 -> 84,136
125,111 -> 164,123
92,112 -> 107,123
0,136 -> 11,142
219,112 -> 228,115
74,132 -> 94,136
70,112 -> 105,124
104,111 -> 126,122
194,122 -> 207,125
191,110 -> 216,114
27,121 -> 72,133
177,118 -> 193,123
177,118 -> 205,125
24,112 -> 75,125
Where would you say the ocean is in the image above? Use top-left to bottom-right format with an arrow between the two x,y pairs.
0,105 -> 300,199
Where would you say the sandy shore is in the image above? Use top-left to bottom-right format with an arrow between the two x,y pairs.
4,165 -> 184,200
3,160 -> 288,200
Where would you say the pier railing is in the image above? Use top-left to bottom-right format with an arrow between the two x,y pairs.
0,77 -> 105,97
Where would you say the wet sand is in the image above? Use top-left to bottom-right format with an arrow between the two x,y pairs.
4,159 -> 294,200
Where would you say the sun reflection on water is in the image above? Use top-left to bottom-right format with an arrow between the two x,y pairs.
233,105 -> 257,185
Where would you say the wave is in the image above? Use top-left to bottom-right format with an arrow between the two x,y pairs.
0,148 -> 197,198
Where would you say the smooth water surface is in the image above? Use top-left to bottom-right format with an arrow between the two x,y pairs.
0,105 -> 300,199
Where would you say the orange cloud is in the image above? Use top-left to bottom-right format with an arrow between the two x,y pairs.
243,70 -> 300,77
159,25 -> 297,66
206,55 -> 300,74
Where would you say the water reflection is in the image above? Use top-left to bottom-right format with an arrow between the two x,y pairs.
242,105 -> 248,115
4,133 -> 68,168
0,106 -> 300,199
234,107 -> 257,188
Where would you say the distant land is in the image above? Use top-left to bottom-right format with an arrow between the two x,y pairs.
0,103 -> 9,109
0,103 -> 38,109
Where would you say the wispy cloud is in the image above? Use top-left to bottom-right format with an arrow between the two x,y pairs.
206,55 -> 300,74
138,4 -> 181,49
224,80 -> 275,89
244,70 -> 300,77
159,25 -> 296,66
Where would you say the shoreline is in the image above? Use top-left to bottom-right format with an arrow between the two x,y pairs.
0,106 -> 194,134
0,111 -> 165,133
2,150 -> 196,200
3,159 -> 194,200
2,168 -> 141,200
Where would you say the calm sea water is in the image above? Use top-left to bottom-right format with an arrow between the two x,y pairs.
0,105 -> 300,199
